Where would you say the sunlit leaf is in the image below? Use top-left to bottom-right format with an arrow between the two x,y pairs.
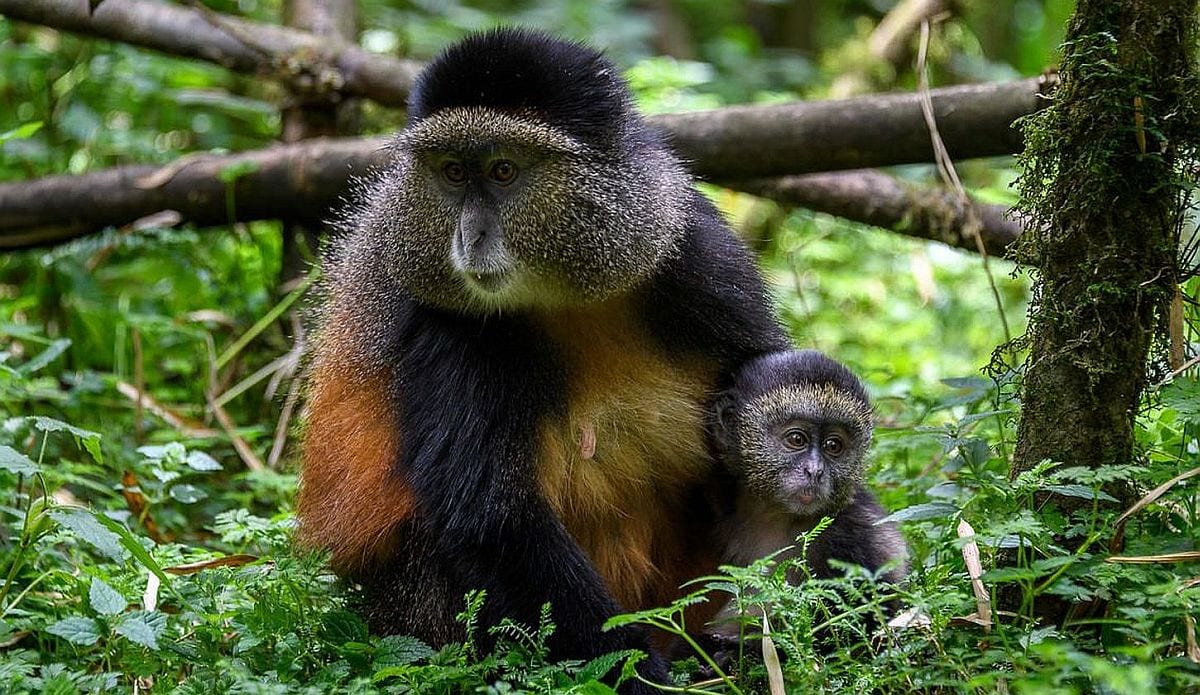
0,445 -> 38,475
876,502 -> 958,525
49,508 -> 125,562
185,450 -> 222,471
0,122 -> 43,143
88,578 -> 126,616
46,616 -> 100,645
115,610 -> 165,650
19,339 -> 70,375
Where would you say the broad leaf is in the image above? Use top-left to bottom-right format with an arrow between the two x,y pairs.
115,610 -> 166,650
0,445 -> 38,475
89,578 -> 126,616
46,616 -> 100,645
50,508 -> 125,562
876,502 -> 958,525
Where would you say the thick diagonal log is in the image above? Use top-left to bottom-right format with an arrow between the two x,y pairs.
0,0 -> 420,105
0,138 -> 391,248
0,140 -> 1020,254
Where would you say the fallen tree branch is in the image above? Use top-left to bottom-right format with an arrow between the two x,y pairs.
736,170 -> 1020,257
0,0 -> 421,106
0,137 -> 390,247
664,76 -> 1052,180
0,137 -> 1021,254
0,74 -> 1051,246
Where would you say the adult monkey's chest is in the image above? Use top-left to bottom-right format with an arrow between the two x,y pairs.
536,300 -> 720,611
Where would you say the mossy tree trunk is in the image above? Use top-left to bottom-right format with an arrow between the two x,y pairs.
1012,0 -> 1198,499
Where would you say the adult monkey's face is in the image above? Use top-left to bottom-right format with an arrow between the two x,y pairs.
353,30 -> 692,314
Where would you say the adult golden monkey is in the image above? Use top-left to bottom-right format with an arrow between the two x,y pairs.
297,28 -> 789,690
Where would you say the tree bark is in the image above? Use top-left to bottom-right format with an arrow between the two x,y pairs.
1012,1 -> 1197,489
659,77 -> 1049,180
0,0 -> 1050,180
736,171 -> 1020,256
278,0 -> 359,282
0,138 -> 391,247
0,0 -> 420,106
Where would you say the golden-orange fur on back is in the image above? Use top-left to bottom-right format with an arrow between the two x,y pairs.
296,331 -> 413,573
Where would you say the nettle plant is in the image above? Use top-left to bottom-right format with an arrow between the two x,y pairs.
4,334 -> 1200,694
0,337 -> 331,691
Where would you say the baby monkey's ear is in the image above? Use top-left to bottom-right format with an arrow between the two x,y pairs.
709,390 -> 739,454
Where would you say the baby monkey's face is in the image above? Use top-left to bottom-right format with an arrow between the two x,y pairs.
734,384 -> 871,519
762,417 -> 856,515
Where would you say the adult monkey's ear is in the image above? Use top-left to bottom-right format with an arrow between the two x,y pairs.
709,390 -> 739,454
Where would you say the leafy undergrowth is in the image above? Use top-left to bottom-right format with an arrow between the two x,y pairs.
3,298 -> 1200,693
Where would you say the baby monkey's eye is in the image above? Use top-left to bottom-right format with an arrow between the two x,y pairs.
442,161 -> 468,185
822,435 -> 844,456
489,160 -> 518,185
782,428 -> 809,450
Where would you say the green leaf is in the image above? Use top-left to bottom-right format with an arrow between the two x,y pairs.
0,445 -> 39,475
185,450 -> 222,471
957,410 -> 1009,427
322,610 -> 369,644
41,675 -> 78,695
983,556 -> 1075,583
169,484 -> 207,504
115,610 -> 166,650
49,508 -> 125,562
940,376 -> 989,390
46,616 -> 100,645
577,649 -> 636,684
28,416 -> 102,464
0,122 -> 43,144
1041,484 -> 1118,503
574,682 -> 619,695
374,635 -> 434,667
616,650 -> 646,688
28,416 -> 100,441
89,578 -> 126,616
19,339 -> 70,375
876,502 -> 958,525
138,442 -> 185,465
151,467 -> 181,483
1161,378 -> 1200,423
90,513 -> 169,582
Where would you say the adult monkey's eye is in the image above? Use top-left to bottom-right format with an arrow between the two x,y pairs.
782,429 -> 809,450
822,435 -> 844,456
489,160 -> 518,185
442,161 -> 468,185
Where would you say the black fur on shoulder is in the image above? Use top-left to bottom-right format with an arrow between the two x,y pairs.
733,349 -> 871,405
408,27 -> 633,149
641,191 -> 791,376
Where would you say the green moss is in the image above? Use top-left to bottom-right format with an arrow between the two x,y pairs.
1008,0 -> 1200,480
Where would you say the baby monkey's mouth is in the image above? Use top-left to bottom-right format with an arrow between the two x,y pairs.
781,481 -> 833,517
